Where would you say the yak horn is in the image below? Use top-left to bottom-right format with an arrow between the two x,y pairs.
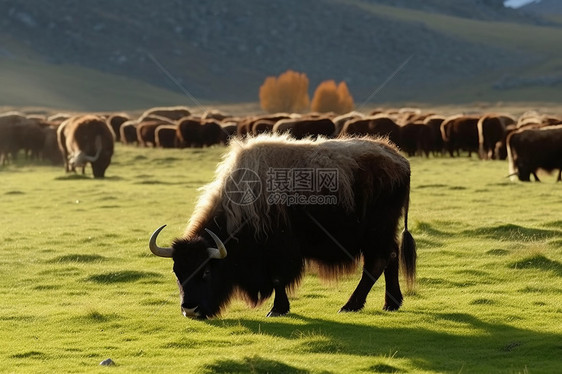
205,228 -> 227,259
505,172 -> 518,178
84,136 -> 102,162
149,225 -> 174,258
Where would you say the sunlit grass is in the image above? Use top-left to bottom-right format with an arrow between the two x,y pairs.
0,143 -> 561,373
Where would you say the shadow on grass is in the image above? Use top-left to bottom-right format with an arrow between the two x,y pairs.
4,190 -> 25,195
10,351 -> 47,359
85,270 -> 162,283
54,174 -> 91,181
416,184 -> 447,189
414,237 -> 445,249
369,363 -> 404,373
486,248 -> 509,256
48,254 -> 106,263
413,221 -> 452,237
509,254 -> 562,277
132,179 -> 191,185
53,174 -> 123,181
209,312 -> 562,373
463,223 -> 560,241
76,310 -> 120,323
203,356 -> 309,374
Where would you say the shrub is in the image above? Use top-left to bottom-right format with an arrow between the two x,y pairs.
311,80 -> 354,114
259,70 -> 310,113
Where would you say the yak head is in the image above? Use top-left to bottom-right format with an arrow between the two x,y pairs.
149,225 -> 231,319
69,135 -> 103,168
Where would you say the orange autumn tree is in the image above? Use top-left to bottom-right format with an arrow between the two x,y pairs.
311,80 -> 354,114
259,70 -> 310,113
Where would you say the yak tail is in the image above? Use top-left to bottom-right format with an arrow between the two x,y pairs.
400,184 -> 417,291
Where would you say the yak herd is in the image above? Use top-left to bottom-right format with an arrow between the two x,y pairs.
0,105 -> 561,181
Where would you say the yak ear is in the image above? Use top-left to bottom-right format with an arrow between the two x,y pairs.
205,229 -> 227,259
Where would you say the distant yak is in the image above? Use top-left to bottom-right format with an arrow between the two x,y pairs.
507,125 -> 562,182
57,115 -> 115,178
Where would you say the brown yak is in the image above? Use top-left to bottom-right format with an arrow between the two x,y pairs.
57,115 -> 115,178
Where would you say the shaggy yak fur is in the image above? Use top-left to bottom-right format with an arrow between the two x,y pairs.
149,134 -> 417,319
507,125 -> 562,182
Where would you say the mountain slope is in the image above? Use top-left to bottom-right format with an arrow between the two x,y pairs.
522,0 -> 562,14
0,0 -> 560,111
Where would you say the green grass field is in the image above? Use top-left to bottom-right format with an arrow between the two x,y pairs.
1,143 -> 561,373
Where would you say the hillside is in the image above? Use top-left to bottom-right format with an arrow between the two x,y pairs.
522,0 -> 562,15
0,0 -> 561,111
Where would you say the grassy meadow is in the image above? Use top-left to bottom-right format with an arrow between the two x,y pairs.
1,142 -> 561,373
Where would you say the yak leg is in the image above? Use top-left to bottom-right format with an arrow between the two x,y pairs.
340,256 -> 386,312
267,280 -> 290,317
383,249 -> 403,311
557,169 -> 561,182
532,172 -> 540,182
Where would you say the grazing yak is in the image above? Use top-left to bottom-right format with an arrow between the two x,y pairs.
42,125 -> 63,165
0,114 -> 51,164
137,120 -> 169,147
202,109 -> 230,122
399,121 -> 431,157
494,123 -> 517,160
14,118 -> 48,161
149,134 -> 416,319
57,115 -> 115,178
251,119 -> 276,135
340,116 -> 401,146
106,113 -> 130,142
219,122 -> 238,144
155,125 -> 180,148
176,118 -> 224,147
237,114 -> 292,137
478,114 -> 515,160
332,111 -> 365,136
440,115 -> 480,157
120,120 -> 139,145
0,114 -> 24,165
138,106 -> 191,122
507,125 -> 562,182
423,115 -> 446,156
273,117 -> 336,139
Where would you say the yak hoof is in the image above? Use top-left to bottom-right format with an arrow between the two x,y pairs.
266,310 -> 288,317
383,303 -> 401,311
338,305 -> 364,313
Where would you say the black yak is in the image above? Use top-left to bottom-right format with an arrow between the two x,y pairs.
149,134 -> 416,319
507,125 -> 562,182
